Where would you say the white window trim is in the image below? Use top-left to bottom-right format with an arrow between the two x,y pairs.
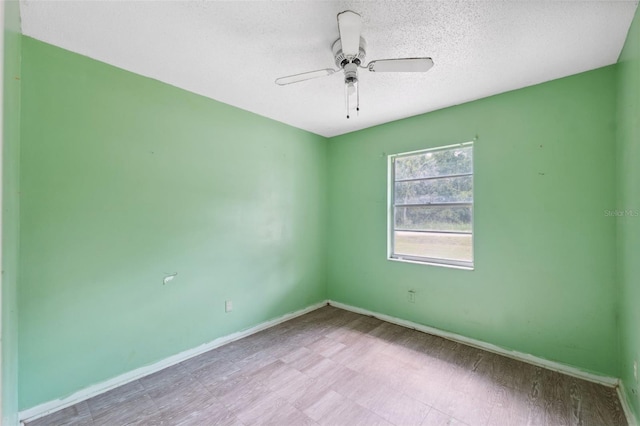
387,142 -> 475,270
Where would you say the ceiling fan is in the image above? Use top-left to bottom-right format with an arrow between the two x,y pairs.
275,10 -> 434,119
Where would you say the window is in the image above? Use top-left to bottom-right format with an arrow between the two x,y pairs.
388,142 -> 474,269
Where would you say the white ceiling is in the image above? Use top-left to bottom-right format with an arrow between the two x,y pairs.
20,1 -> 638,137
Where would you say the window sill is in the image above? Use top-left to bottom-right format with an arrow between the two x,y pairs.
387,256 -> 474,271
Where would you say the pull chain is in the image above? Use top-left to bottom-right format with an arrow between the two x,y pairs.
356,80 -> 360,116
345,83 -> 350,119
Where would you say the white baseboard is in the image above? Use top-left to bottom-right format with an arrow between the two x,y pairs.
19,300 -> 328,423
328,300 -> 619,387
618,381 -> 639,426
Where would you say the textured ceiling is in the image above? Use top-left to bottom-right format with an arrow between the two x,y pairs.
20,1 -> 638,137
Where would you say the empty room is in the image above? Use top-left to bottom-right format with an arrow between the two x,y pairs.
2,0 -> 640,425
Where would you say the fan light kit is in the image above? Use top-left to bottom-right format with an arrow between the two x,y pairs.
275,10 -> 434,119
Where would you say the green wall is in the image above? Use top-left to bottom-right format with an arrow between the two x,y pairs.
327,66 -> 619,377
18,37 -> 327,409
617,4 -> 640,420
2,1 -> 21,424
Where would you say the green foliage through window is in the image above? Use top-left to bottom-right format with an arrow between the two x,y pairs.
389,143 -> 474,268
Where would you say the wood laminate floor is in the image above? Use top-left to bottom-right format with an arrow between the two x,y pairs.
27,306 -> 627,426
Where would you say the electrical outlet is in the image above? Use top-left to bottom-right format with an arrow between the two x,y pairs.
634,360 -> 638,382
408,290 -> 416,303
225,300 -> 233,313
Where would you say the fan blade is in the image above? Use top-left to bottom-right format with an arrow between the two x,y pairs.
368,58 -> 434,73
275,69 -> 336,86
337,10 -> 362,57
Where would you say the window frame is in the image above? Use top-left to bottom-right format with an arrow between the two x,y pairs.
387,142 -> 474,270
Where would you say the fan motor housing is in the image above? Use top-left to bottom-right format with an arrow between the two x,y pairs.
332,38 -> 367,68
